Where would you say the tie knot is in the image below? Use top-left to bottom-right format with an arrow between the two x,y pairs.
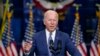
49,32 -> 52,41
50,32 -> 52,36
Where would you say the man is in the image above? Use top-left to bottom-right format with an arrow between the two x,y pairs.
23,10 -> 81,56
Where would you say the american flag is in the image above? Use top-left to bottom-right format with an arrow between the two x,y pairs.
0,40 -> 7,56
20,17 -> 34,56
90,20 -> 100,56
67,11 -> 87,56
20,2 -> 35,56
90,38 -> 100,56
1,21 -> 18,56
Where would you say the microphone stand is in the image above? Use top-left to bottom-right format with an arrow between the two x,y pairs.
55,40 -> 62,56
24,38 -> 33,56
49,40 -> 54,56
49,40 -> 62,56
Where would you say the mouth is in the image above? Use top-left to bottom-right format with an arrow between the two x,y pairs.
50,26 -> 55,28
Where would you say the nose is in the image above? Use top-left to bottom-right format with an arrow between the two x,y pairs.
51,20 -> 54,25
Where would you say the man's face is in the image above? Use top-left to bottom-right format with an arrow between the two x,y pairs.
44,12 -> 58,32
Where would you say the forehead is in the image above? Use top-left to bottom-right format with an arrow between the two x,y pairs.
44,10 -> 58,17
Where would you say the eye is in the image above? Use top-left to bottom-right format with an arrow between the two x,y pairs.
48,19 -> 52,21
53,19 -> 57,21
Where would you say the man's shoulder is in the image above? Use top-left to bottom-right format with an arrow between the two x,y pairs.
34,30 -> 45,36
57,30 -> 69,36
33,30 -> 45,39
56,31 -> 71,41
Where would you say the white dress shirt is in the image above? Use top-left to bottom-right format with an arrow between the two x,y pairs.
45,29 -> 56,44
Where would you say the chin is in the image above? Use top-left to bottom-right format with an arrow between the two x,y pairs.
49,29 -> 55,32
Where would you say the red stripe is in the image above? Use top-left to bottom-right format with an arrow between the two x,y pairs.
96,44 -> 99,55
0,47 -> 4,56
96,44 -> 100,56
79,43 -> 87,56
6,46 -> 10,56
10,43 -> 15,56
12,42 -> 18,56
90,47 -> 95,56
90,44 -> 96,56
6,45 -> 13,56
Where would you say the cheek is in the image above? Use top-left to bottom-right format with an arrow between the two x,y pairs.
44,21 -> 50,27
54,21 -> 58,25
45,22 -> 50,25
44,21 -> 48,25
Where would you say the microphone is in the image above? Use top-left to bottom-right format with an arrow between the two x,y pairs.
23,38 -> 33,56
58,40 -> 62,50
56,40 -> 62,54
49,40 -> 55,54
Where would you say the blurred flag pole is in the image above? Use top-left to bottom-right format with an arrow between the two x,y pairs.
66,3 -> 84,56
73,3 -> 81,11
0,1 -> 13,56
26,2 -> 35,38
73,3 -> 82,46
96,3 -> 100,56
0,0 -> 13,40
70,3 -> 87,56
5,3 -> 18,56
90,3 -> 100,56
96,4 -> 100,10
6,3 -> 13,56
0,0 -> 3,18
96,4 -> 100,19
0,0 -> 9,39
20,2 -> 35,56
6,4 -> 13,46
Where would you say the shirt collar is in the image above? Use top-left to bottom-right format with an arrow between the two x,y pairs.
45,29 -> 56,42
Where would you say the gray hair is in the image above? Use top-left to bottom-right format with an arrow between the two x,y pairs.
44,10 -> 58,19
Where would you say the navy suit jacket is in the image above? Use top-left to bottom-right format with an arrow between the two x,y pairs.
28,30 -> 81,56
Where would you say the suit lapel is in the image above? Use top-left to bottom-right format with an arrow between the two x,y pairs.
54,30 -> 59,48
42,30 -> 60,54
42,30 -> 49,53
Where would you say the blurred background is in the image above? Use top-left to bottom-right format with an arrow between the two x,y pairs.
0,0 -> 100,56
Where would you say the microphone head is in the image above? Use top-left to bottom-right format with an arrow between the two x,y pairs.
49,40 -> 55,54
56,40 -> 62,54
58,40 -> 62,49
49,40 -> 54,47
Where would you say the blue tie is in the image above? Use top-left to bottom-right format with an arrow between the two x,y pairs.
48,32 -> 53,56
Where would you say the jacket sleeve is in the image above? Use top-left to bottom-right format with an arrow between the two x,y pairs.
65,34 -> 82,56
29,35 -> 37,56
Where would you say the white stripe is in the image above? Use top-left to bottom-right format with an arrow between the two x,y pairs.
91,41 -> 98,56
37,0 -> 74,9
66,51 -> 71,56
82,43 -> 87,52
0,52 -> 3,56
19,48 -> 23,56
0,41 -> 7,56
11,43 -> 18,56
7,46 -> 13,56
77,45 -> 85,56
